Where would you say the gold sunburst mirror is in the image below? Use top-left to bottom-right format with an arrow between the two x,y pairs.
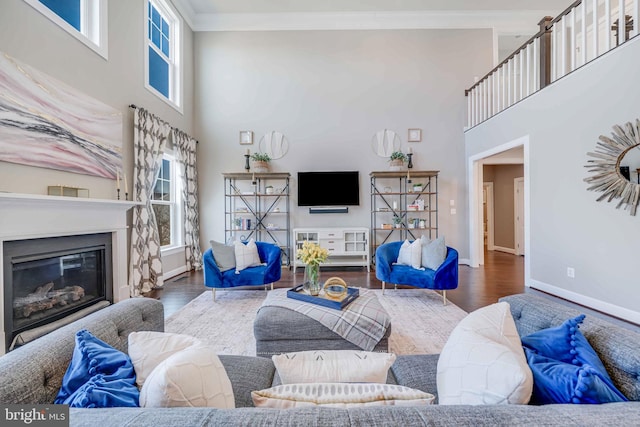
584,119 -> 640,216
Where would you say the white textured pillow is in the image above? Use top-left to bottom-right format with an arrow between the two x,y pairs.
128,331 -> 203,387
272,350 -> 396,384
396,239 -> 423,270
234,238 -> 262,273
436,302 -> 533,405
140,344 -> 235,408
421,236 -> 447,270
252,383 -> 435,408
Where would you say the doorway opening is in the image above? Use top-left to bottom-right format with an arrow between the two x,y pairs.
467,136 -> 529,285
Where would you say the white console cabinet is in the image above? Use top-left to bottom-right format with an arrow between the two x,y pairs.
293,227 -> 370,272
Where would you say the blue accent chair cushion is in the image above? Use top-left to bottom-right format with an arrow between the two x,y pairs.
521,315 -> 628,405
375,241 -> 458,291
204,241 -> 282,289
55,330 -> 139,407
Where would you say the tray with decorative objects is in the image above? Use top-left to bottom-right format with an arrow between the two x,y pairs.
287,277 -> 359,310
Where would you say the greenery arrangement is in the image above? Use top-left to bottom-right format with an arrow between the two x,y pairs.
393,214 -> 403,224
297,241 -> 329,266
389,151 -> 407,162
250,152 -> 271,162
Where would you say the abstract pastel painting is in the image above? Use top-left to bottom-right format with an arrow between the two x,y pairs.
0,52 -> 122,179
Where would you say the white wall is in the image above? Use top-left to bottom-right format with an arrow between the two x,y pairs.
465,38 -> 640,321
195,29 -> 494,259
0,1 -> 195,275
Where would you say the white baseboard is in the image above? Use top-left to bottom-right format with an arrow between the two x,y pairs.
163,265 -> 187,281
493,246 -> 516,255
528,279 -> 640,325
458,258 -> 471,266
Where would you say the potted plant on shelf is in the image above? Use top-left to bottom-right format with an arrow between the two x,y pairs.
393,214 -> 403,228
250,152 -> 271,173
389,151 -> 407,171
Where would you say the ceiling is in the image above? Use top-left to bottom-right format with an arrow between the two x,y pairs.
174,0 -> 563,37
173,0 -> 564,60
180,0 -> 563,15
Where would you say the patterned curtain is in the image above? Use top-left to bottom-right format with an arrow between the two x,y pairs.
174,129 -> 203,270
129,108 -> 170,296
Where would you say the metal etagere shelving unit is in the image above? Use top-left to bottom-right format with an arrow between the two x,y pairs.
370,171 -> 439,264
223,172 -> 291,266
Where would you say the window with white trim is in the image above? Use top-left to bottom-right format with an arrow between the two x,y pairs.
145,0 -> 182,110
151,153 -> 183,248
24,0 -> 108,59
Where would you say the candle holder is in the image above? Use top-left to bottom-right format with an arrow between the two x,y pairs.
407,153 -> 413,169
125,192 -> 129,201
244,154 -> 251,172
117,188 -> 121,200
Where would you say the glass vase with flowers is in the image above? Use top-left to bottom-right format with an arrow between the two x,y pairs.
297,241 -> 329,296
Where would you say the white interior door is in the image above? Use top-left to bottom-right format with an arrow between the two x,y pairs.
514,177 -> 525,256
483,182 -> 495,251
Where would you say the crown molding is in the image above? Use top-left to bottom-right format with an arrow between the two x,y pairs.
177,10 -> 554,34
171,0 -> 196,29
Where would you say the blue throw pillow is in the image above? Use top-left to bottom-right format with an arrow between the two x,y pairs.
521,315 -> 628,405
55,329 -> 139,407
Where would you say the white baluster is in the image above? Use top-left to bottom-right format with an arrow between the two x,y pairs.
561,16 -> 567,77
605,0 -> 612,51
581,1 -> 587,66
570,10 -> 576,72
533,37 -> 540,92
634,0 -> 639,37
593,0 -> 599,59
619,0 -> 626,45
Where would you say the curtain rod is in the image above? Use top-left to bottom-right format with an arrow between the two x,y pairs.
128,104 -> 198,144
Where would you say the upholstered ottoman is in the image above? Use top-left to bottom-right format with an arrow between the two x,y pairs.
254,289 -> 391,357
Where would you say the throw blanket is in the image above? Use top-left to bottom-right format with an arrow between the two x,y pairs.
260,288 -> 390,351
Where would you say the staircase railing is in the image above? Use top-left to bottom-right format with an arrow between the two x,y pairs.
465,0 -> 640,129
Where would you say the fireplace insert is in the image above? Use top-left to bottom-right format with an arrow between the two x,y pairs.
3,233 -> 113,351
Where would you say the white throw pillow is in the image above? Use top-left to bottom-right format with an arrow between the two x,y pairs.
396,239 -> 423,270
421,236 -> 447,270
436,302 -> 533,405
234,238 -> 263,273
252,383 -> 435,408
128,331 -> 203,387
272,350 -> 396,384
140,344 -> 235,408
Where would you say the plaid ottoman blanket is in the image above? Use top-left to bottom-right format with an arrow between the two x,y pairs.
260,288 -> 390,351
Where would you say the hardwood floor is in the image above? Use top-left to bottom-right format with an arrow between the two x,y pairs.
144,250 -> 524,318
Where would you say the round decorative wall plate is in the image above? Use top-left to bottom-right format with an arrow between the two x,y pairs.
584,119 -> 640,216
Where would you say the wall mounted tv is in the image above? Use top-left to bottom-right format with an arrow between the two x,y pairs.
297,171 -> 360,207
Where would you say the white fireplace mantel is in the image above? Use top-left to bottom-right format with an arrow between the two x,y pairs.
0,192 -> 141,354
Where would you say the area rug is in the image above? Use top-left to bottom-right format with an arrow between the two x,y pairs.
165,288 -> 467,356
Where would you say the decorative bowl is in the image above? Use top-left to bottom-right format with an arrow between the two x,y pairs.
323,277 -> 348,299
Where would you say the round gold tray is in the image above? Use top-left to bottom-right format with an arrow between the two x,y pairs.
323,277 -> 348,299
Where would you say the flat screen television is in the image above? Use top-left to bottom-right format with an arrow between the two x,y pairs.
297,171 -> 360,206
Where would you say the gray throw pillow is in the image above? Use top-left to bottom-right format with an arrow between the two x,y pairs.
421,236 -> 446,270
210,240 -> 236,272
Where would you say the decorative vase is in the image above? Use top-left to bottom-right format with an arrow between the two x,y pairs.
303,263 -> 321,296
389,159 -> 405,171
251,160 -> 269,173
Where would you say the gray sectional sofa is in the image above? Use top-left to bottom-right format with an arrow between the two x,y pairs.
1,293 -> 639,426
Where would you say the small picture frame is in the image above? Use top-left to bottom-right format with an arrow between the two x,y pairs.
408,128 -> 422,142
239,130 -> 253,145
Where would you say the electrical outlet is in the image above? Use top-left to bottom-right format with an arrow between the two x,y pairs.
450,199 -> 455,206
450,208 -> 456,215
567,267 -> 575,278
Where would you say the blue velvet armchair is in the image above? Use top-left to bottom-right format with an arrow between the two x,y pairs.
375,241 -> 459,304
203,241 -> 282,301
